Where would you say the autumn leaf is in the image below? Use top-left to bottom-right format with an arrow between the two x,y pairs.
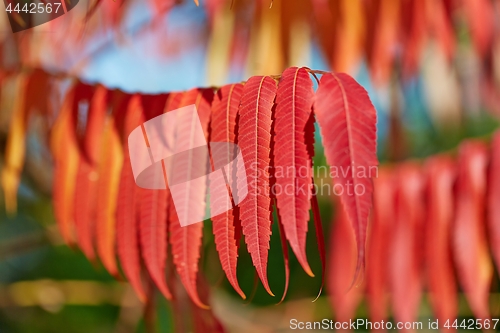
390,163 -> 424,330
424,155 -> 457,325
488,131 -> 500,274
73,86 -> 108,261
328,202 -> 364,323
116,95 -> 147,302
169,88 -> 214,308
237,75 -> 277,296
95,116 -> 123,277
138,93 -> 172,300
453,141 -> 493,320
314,72 -> 378,284
273,67 -> 314,277
366,168 -> 394,324
210,83 -> 246,299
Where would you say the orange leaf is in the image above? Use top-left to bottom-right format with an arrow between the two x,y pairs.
95,116 -> 123,277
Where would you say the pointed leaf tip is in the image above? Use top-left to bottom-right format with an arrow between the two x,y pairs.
238,76 -> 277,297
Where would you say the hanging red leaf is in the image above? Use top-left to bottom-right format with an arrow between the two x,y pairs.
237,75 -> 277,296
311,0 -> 338,69
314,72 -> 378,283
488,131 -> 500,274
95,116 -> 123,277
400,0 -> 427,78
366,0 -> 400,85
139,176 -> 171,299
116,95 -> 147,301
328,200 -> 364,323
73,86 -> 108,261
366,168 -> 394,324
273,67 -> 314,277
453,141 -> 493,320
390,163 -> 424,330
210,83 -> 246,299
52,83 -> 95,246
138,93 -> 172,300
424,155 -> 457,326
426,0 -> 455,62
169,88 -> 214,308
462,0 -> 494,58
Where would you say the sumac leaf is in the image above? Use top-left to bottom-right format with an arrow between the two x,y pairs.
366,168 -> 394,324
424,155 -> 457,326
314,72 -> 377,283
139,94 -> 172,300
237,76 -> 277,296
488,131 -> 500,274
73,86 -> 108,261
390,163 -> 424,328
95,116 -> 123,277
116,95 -> 147,301
273,67 -> 314,277
169,88 -> 214,308
453,141 -> 493,320
328,201 -> 364,322
210,83 -> 246,299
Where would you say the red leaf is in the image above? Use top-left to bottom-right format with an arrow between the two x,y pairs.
138,94 -> 172,300
273,67 -> 314,277
210,83 -> 246,299
314,72 -> 378,283
424,156 -> 458,326
95,117 -> 123,277
366,168 -> 394,324
169,88 -> 214,308
328,201 -> 364,322
73,86 -> 108,261
116,95 -> 147,302
140,179 -> 171,299
366,0 -> 400,85
462,0 -> 494,57
427,0 -> 455,62
237,76 -> 277,296
311,0 -> 337,70
400,0 -> 427,78
390,163 -> 424,328
488,131 -> 500,275
453,141 -> 493,320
